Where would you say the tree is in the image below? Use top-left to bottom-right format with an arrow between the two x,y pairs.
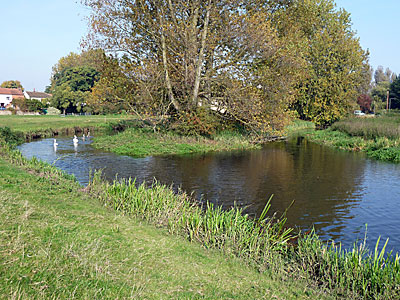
49,66 -> 99,113
357,94 -> 372,113
273,0 -> 371,126
390,76 -> 400,109
82,0 -> 306,135
87,54 -> 135,114
371,81 -> 390,103
1,80 -> 24,91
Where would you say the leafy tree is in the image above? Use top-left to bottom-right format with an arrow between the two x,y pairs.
357,94 -> 372,113
371,81 -> 390,103
374,66 -> 396,85
274,0 -> 370,126
49,66 -> 99,114
1,80 -> 24,91
82,0 -> 305,135
87,54 -> 135,114
390,76 -> 400,109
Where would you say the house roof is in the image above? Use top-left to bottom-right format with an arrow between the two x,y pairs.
0,88 -> 24,96
25,91 -> 52,98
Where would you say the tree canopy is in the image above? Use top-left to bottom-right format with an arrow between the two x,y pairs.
1,80 -> 24,91
49,65 -> 99,114
80,0 -> 370,132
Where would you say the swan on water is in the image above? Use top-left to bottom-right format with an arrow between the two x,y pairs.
53,139 -> 58,146
73,135 -> 79,144
82,134 -> 85,141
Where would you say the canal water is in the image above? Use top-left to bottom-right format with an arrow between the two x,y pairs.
18,136 -> 400,252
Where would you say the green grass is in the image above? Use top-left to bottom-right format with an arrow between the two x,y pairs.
331,114 -> 400,140
0,149 -> 331,299
88,168 -> 400,299
0,115 -> 132,140
2,142 -> 400,298
306,126 -> 400,163
92,127 -> 260,157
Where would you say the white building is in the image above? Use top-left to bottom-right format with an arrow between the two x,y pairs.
24,90 -> 52,103
0,88 -> 24,110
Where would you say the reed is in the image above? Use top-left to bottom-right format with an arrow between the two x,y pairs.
295,230 -> 400,299
88,172 -> 292,269
332,115 -> 400,140
87,170 -> 400,299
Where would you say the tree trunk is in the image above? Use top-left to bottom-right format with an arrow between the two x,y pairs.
160,13 -> 180,112
192,2 -> 211,108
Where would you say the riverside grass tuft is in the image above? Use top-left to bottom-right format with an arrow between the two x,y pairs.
92,127 -> 261,157
307,129 -> 400,162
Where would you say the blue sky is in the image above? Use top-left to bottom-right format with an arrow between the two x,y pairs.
0,0 -> 89,91
1,0 -> 399,92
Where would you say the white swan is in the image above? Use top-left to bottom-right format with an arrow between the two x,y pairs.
82,134 -> 85,141
53,139 -> 58,146
73,135 -> 79,144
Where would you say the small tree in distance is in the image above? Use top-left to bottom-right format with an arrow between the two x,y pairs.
357,94 -> 373,113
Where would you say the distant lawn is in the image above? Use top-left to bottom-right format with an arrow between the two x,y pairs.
0,157 -> 331,299
0,114 -> 132,133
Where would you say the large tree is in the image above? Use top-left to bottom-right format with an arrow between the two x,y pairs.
273,0 -> 370,126
82,0 -> 304,135
82,0 -> 369,131
50,66 -> 99,114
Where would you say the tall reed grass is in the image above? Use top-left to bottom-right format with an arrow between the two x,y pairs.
88,173 -> 292,268
332,115 -> 400,140
296,231 -> 400,299
88,171 -> 400,299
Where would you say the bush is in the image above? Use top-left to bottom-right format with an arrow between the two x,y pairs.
0,127 -> 24,146
46,107 -> 61,115
169,108 -> 222,137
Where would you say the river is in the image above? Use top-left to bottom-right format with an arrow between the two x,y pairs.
18,135 -> 400,252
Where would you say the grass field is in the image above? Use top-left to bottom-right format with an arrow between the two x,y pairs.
0,115 -> 131,132
0,115 -> 133,142
0,154 -> 332,299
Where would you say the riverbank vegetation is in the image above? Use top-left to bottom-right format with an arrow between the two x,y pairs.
0,144 -> 332,299
1,134 -> 400,298
92,127 -> 260,157
307,114 -> 400,162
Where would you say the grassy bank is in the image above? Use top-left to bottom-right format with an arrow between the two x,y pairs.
91,120 -> 315,158
0,147 -> 331,299
306,115 -> 400,162
1,135 -> 400,298
88,169 -> 400,299
92,127 -> 261,157
0,114 -> 132,141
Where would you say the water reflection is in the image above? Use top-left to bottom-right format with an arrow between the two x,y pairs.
18,136 -> 400,251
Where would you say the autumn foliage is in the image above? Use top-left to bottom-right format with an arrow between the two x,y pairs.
76,0 -> 371,134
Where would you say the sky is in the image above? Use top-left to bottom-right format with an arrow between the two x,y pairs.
0,0 -> 399,92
